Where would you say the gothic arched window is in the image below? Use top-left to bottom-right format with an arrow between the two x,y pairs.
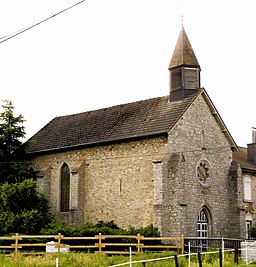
197,208 -> 209,238
60,163 -> 70,212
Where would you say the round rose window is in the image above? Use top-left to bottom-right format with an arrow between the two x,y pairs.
196,159 -> 212,187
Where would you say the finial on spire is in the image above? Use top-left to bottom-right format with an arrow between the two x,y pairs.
180,0 -> 184,25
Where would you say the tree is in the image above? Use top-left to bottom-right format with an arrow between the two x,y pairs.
0,100 -> 32,183
0,179 -> 53,235
0,100 -> 53,234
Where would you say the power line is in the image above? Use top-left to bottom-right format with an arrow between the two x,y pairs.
0,0 -> 86,44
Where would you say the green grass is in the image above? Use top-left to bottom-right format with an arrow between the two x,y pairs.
0,251 -> 255,267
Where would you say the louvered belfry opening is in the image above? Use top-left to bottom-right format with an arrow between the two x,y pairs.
169,26 -> 201,102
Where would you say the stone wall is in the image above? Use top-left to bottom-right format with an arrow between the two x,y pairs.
160,94 -> 244,238
31,93 -> 245,238
31,136 -> 167,229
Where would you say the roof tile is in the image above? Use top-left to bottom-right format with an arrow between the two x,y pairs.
28,90 -> 202,153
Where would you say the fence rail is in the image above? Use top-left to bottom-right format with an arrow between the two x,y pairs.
0,233 -> 184,256
184,237 -> 244,253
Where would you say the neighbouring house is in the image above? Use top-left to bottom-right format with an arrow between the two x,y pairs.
232,129 -> 256,238
28,26 -> 254,239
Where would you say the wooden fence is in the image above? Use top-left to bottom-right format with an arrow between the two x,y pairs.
184,237 -> 243,253
0,233 -> 184,256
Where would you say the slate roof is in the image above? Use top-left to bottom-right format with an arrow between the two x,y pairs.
169,25 -> 200,69
28,89 -> 203,154
233,147 -> 256,173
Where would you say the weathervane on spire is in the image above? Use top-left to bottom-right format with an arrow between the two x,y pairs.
180,0 -> 184,25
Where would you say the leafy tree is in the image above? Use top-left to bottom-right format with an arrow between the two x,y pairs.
0,179 -> 53,235
0,100 -> 53,235
0,100 -> 32,183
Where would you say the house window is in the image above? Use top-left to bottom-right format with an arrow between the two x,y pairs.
246,214 -> 253,239
243,176 -> 252,201
197,209 -> 208,238
60,163 -> 70,212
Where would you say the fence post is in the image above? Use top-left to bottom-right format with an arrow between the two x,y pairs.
188,241 -> 191,267
14,233 -> 19,258
174,254 -> 179,267
200,242 -> 202,253
181,234 -> 184,254
245,241 -> 248,264
137,233 -> 141,254
219,248 -> 222,267
222,237 -> 224,264
198,252 -> 202,267
234,248 -> 239,264
98,233 -> 102,255
57,233 -> 62,254
129,247 -> 132,267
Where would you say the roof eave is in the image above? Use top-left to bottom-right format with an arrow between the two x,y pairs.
166,88 -> 238,151
201,89 -> 238,151
28,131 -> 168,155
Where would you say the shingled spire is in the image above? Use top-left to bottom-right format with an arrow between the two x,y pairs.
169,26 -> 201,102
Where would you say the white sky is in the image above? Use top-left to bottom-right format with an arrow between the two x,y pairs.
0,0 -> 255,147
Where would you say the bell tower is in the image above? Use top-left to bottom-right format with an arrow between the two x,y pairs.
169,26 -> 201,101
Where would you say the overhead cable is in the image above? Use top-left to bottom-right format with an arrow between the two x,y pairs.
0,0 -> 86,44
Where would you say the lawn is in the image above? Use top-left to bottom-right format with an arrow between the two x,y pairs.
0,251 -> 254,267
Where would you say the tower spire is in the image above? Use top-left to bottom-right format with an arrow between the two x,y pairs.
169,26 -> 201,102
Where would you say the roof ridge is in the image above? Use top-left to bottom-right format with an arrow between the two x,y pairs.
57,95 -> 169,119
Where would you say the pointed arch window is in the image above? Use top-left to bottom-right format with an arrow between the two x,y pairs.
28,167 -> 37,180
197,208 -> 209,238
60,163 -> 70,212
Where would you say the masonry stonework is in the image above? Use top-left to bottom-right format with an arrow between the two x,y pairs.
32,136 -> 167,229
28,27 -> 250,239
31,93 -> 244,238
159,94 -> 244,238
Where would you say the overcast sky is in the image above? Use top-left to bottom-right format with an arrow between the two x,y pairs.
0,0 -> 255,147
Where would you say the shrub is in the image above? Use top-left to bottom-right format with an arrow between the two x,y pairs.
0,179 -> 53,235
248,224 -> 256,238
41,221 -> 160,253
41,221 -> 160,237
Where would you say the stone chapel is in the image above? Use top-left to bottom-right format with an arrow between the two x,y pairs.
28,26 -> 256,239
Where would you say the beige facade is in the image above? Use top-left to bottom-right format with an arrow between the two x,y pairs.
31,92 -> 246,238
242,171 -> 256,237
33,136 -> 167,228
29,26 -> 254,238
